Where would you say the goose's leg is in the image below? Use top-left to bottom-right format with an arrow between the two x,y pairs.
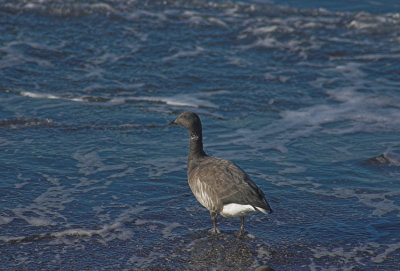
237,216 -> 245,236
210,211 -> 220,234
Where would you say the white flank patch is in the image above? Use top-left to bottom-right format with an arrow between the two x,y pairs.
220,203 -> 256,218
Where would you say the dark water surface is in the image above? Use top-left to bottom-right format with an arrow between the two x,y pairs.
1,0 -> 400,270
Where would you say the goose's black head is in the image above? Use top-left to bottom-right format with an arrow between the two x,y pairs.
170,111 -> 202,139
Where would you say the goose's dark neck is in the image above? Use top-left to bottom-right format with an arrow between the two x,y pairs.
189,133 -> 205,157
187,131 -> 206,173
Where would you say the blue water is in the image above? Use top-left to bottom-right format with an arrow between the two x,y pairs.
1,0 -> 400,270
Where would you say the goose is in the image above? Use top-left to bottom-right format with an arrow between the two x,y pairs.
170,111 -> 272,235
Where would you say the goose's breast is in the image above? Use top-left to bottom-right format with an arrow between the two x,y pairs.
190,177 -> 217,211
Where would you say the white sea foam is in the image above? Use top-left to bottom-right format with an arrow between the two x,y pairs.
123,90 -> 228,108
278,162 -> 307,174
0,222 -> 132,248
330,187 -> 400,217
220,75 -> 400,156
353,53 -> 400,61
11,208 -> 55,227
0,137 -> 10,147
162,46 -> 205,62
0,41 -> 54,70
17,89 -> 225,108
135,219 -> 183,239
115,205 -> 147,224
259,168 -> 400,218
0,216 -> 14,225
73,149 -> 128,176
127,251 -> 164,268
20,91 -> 59,100
0,235 -> 25,244
52,222 -> 132,241
181,10 -> 210,26
20,91 -> 86,102
309,241 -> 400,270
90,3 -> 116,13
128,10 -> 168,22
255,243 -> 273,260
142,156 -> 186,177
371,242 -> 400,263
1,204 -> 146,247
90,52 -> 124,65
206,17 -> 228,27
14,174 -> 30,189
0,117 -> 53,130
247,25 -> 279,35
298,185 -> 400,218
121,95 -> 215,108
8,175 -> 74,228
109,167 -> 136,178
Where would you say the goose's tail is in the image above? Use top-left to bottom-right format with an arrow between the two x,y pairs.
255,200 -> 273,214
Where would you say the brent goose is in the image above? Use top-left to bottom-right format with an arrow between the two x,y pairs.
171,111 -> 272,235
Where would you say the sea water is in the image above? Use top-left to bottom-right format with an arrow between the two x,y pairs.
1,0 -> 400,270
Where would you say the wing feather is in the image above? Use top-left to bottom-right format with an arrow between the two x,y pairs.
188,157 -> 271,212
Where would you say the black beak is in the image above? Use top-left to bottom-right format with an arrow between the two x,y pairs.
169,119 -> 176,125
